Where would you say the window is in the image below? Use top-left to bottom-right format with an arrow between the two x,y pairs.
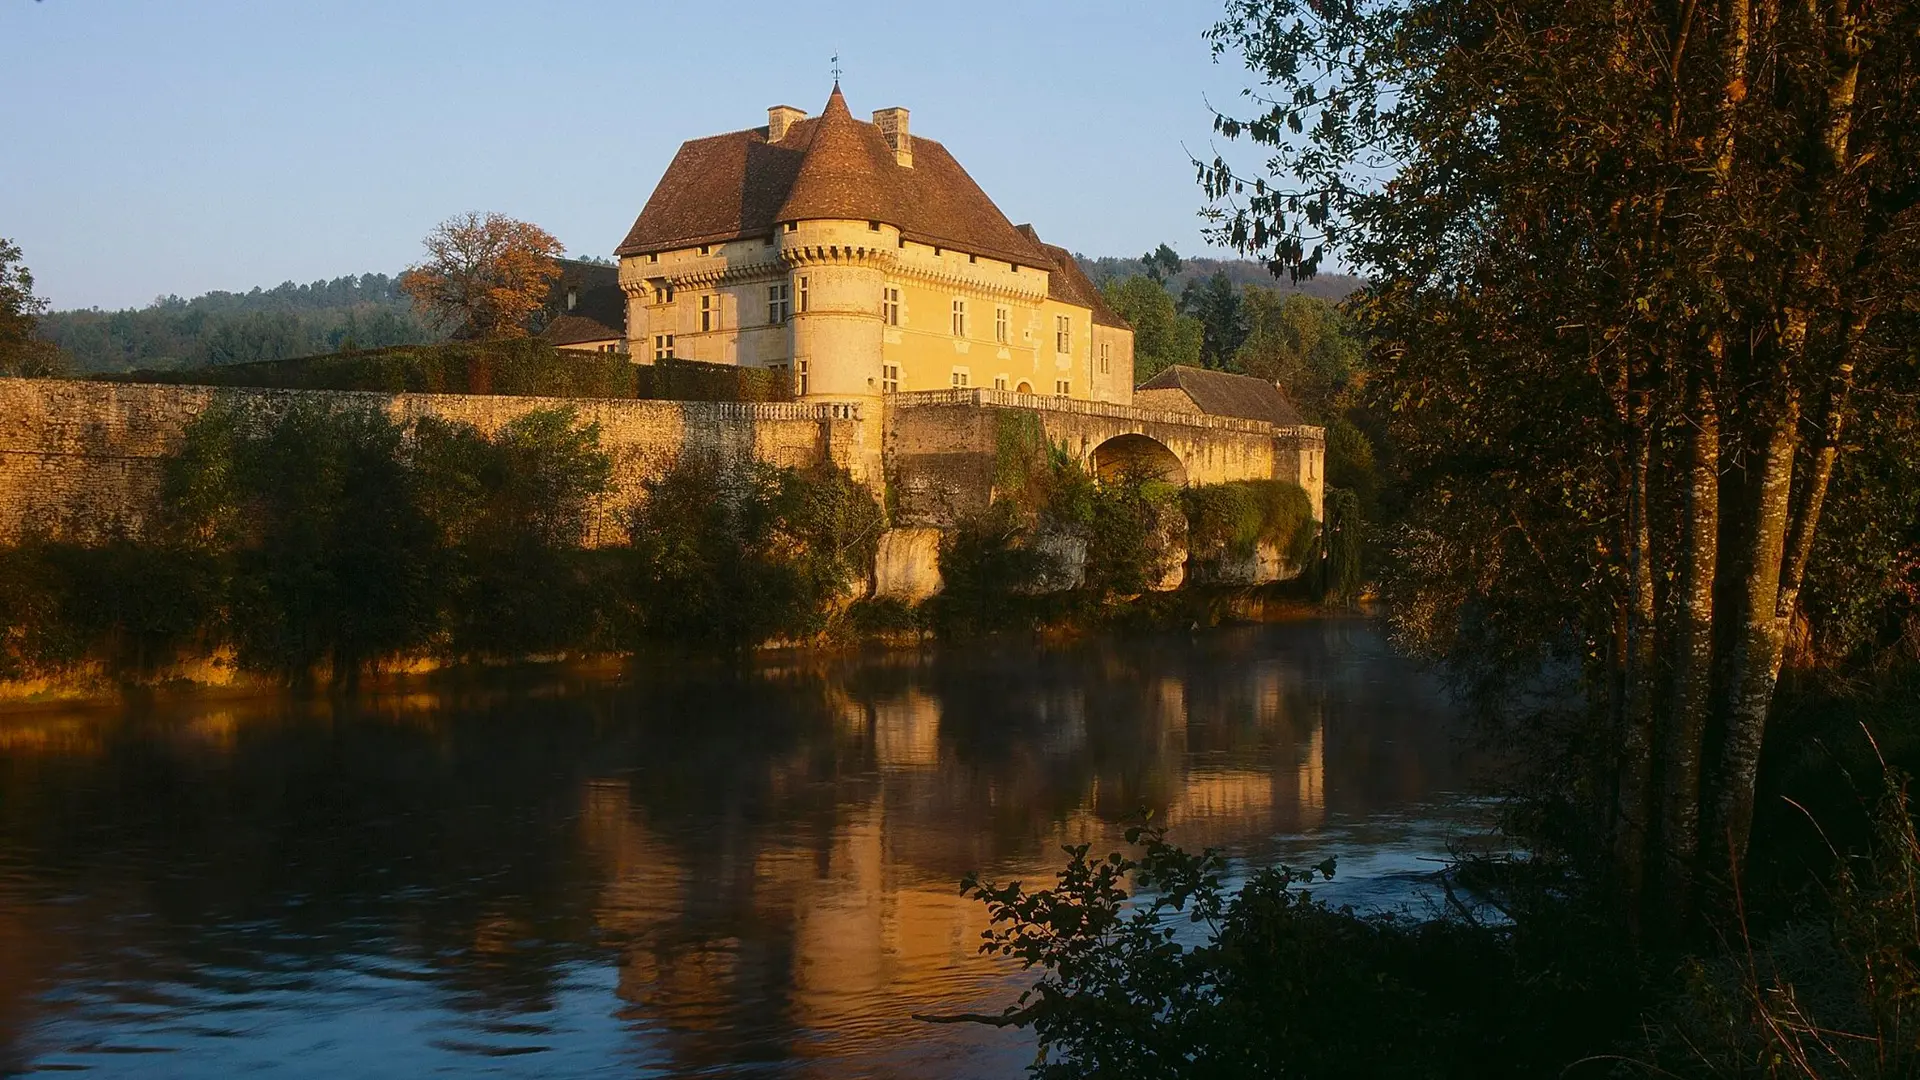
698,244 -> 711,255
951,369 -> 969,388
797,275 -> 810,313
882,285 -> 901,326
700,294 -> 713,332
656,283 -> 674,304
1056,379 -> 1070,396
565,287 -> 578,312
994,306 -> 1010,344
951,299 -> 967,337
768,282 -> 791,323
882,364 -> 900,393
993,375 -> 1007,390
783,222 -> 798,233
648,253 -> 659,264
796,358 -> 809,396
653,333 -> 674,361
1098,341 -> 1111,375
1055,315 -> 1071,354
868,220 -> 882,231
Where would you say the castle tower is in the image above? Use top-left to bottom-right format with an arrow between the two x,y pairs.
775,85 -> 897,406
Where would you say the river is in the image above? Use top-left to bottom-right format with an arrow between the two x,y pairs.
0,618 -> 1484,1078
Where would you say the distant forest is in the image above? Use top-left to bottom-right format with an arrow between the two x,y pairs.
37,256 -> 1359,375
40,274 -> 441,374
1075,255 -> 1364,300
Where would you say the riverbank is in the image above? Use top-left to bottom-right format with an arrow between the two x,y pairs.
0,582 -> 1340,713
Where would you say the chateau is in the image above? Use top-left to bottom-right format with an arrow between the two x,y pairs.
610,85 -> 1134,406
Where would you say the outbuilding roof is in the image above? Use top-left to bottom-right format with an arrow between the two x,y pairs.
1136,365 -> 1306,426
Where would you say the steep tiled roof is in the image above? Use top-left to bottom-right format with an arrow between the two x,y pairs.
1136,365 -> 1306,426
538,259 -> 624,345
775,86 -> 903,225
615,87 -> 1048,266
1017,226 -> 1129,330
542,313 -> 623,346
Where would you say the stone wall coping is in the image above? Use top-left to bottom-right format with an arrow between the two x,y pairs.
886,387 -> 1324,442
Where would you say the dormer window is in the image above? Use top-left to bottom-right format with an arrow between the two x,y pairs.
565,287 -> 578,311
698,244 -> 711,255
783,222 -> 798,233
648,253 -> 659,264
868,220 -> 882,231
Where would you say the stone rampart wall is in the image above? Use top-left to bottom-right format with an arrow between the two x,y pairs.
0,379 -> 863,547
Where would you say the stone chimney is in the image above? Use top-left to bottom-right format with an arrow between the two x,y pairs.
872,107 -> 912,167
767,105 -> 806,142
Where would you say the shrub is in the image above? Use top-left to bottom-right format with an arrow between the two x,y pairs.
623,458 -> 881,650
0,543 -> 222,680
1183,479 -> 1317,565
411,408 -> 613,657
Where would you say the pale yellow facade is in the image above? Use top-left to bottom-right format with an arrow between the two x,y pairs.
617,184 -> 1133,407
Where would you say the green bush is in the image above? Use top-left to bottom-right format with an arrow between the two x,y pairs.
1183,479 -> 1317,564
166,402 -> 443,681
0,543 -> 222,680
1321,486 -> 1364,606
622,458 -> 881,650
154,400 -> 614,679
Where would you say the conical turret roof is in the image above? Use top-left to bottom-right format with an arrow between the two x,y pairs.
774,85 -> 903,224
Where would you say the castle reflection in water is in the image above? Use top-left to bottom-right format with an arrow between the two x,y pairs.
0,620 -> 1474,1078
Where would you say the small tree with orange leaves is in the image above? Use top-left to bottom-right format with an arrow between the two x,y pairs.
400,212 -> 564,340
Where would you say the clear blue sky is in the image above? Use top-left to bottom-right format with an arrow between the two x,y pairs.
1,1 -> 1258,311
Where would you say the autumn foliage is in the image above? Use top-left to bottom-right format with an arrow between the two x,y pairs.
400,212 -> 564,340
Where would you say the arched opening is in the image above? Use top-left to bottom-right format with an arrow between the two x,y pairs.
1091,433 -> 1186,485
1015,381 -> 1034,394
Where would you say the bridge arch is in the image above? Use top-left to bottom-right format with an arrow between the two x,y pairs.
1090,432 -> 1187,485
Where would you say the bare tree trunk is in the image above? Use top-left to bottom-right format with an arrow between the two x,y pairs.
1615,393 -> 1658,924
1658,363 -> 1720,927
1709,360 -> 1801,872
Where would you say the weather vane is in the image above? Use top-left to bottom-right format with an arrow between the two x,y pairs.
831,53 -> 842,82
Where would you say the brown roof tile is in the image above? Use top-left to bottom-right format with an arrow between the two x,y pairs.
1135,365 -> 1306,426
539,259 -> 624,345
1017,226 -> 1129,330
616,87 -> 1048,267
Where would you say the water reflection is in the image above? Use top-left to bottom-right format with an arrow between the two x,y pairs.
0,619 -> 1478,1078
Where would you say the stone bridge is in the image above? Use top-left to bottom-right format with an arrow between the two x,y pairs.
881,388 -> 1325,527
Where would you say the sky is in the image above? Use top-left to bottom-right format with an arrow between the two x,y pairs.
1,0 -> 1264,311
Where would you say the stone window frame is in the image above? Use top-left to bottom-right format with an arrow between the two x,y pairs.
882,285 -> 902,326
994,305 -> 1010,345
951,367 -> 970,388
700,294 -> 714,333
1055,379 -> 1071,397
796,358 -> 809,397
768,282 -> 792,324
653,333 -> 674,361
882,363 -> 900,393
1055,315 -> 1071,354
951,298 -> 968,338
1098,341 -> 1111,375
993,374 -> 1008,390
798,275 -> 810,313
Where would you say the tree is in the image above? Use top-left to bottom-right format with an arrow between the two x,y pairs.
0,237 -> 67,377
1179,271 -> 1250,369
1101,276 -> 1204,381
1234,291 -> 1363,421
400,212 -> 564,340
1200,0 -> 1920,933
1139,242 -> 1184,285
